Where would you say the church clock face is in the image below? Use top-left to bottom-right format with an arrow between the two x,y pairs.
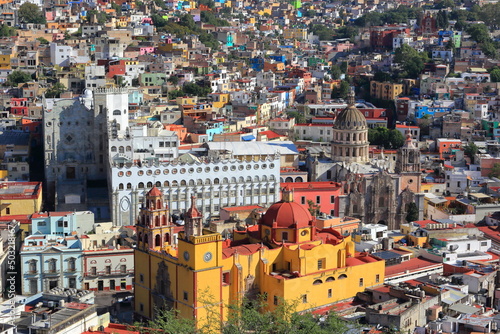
203,252 -> 213,262
183,251 -> 190,261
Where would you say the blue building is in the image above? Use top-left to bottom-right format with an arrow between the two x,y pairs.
21,234 -> 83,295
250,57 -> 264,72
31,211 -> 95,236
414,105 -> 452,118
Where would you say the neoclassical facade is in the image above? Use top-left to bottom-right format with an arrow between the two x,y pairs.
308,92 -> 424,230
110,156 -> 281,226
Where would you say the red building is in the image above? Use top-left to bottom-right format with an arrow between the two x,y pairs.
10,98 -> 28,116
107,60 -> 127,79
370,26 -> 410,50
280,181 -> 343,216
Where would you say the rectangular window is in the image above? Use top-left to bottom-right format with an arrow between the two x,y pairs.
140,303 -> 144,312
120,265 -> 127,274
481,241 -> 488,246
330,196 -> 335,204
317,258 -> 325,270
274,296 -> 279,305
301,196 -> 306,205
328,289 -> 332,298
105,266 -> 111,274
64,221 -> 68,227
58,221 -> 63,227
222,272 -> 230,285
359,278 -> 364,287
140,274 -> 144,283
316,196 -> 320,204
91,267 -> 97,276
302,294 -> 307,303
376,274 -> 380,283
183,291 -> 188,301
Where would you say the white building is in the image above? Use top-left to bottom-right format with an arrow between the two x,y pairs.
110,157 -> 281,226
85,64 -> 106,89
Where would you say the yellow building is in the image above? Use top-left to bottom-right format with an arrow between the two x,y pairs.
370,81 -> 403,101
0,55 -> 11,70
134,187 -> 385,327
208,93 -> 229,109
283,28 -> 308,40
0,181 -> 42,217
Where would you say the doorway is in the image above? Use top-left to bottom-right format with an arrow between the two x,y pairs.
110,280 -> 115,290
98,280 -> 103,291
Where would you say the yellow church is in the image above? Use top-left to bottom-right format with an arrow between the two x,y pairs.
134,186 -> 385,326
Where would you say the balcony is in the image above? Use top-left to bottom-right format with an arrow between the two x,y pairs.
85,269 -> 134,277
64,268 -> 77,273
43,269 -> 60,275
25,270 -> 38,275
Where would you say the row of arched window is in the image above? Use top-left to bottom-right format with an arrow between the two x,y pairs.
117,175 -> 276,190
111,146 -> 132,153
312,274 -> 347,285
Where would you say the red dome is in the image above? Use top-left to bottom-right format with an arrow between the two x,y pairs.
261,201 -> 313,228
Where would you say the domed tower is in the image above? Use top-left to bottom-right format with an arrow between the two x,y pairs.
259,187 -> 315,245
136,186 -> 173,251
395,130 -> 421,193
331,88 -> 369,163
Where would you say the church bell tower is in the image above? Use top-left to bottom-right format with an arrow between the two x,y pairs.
395,130 -> 421,193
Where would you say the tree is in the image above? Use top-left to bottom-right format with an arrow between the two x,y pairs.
406,202 -> 419,223
489,163 -> 500,178
464,142 -> 478,163
44,82 -> 66,98
36,37 -> 49,44
18,2 -> 46,24
481,41 -> 497,59
490,68 -> 500,82
332,80 -> 350,99
287,110 -> 306,124
0,24 -> 16,37
368,127 -> 405,149
330,64 -> 342,80
111,2 -> 122,16
374,71 -> 393,82
307,200 -> 321,217
7,70 -> 32,86
394,44 -> 428,79
168,75 -> 179,85
467,24 -> 491,44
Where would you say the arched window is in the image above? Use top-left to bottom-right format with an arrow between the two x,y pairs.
165,233 -> 170,243
338,274 -> 347,280
144,234 -> 148,245
325,277 -> 335,282
119,146 -> 124,153
138,182 -> 144,189
157,199 -> 162,209
164,181 -> 170,187
172,181 -> 178,186
223,177 -> 228,184
111,146 -> 117,152
156,181 -> 161,187
113,110 -> 121,115
155,216 -> 160,226
155,234 -> 161,246
285,177 -> 293,182
189,180 -> 195,186
147,182 -> 153,188
313,279 -> 322,285
180,180 -> 187,186
197,179 -> 203,185
214,178 -> 220,184
254,176 -> 260,182
205,179 -> 211,185
126,146 -> 132,152
126,183 -> 132,189
119,183 -> 124,190
162,215 -> 167,225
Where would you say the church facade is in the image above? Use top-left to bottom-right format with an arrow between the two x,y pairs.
308,90 -> 424,230
134,187 -> 385,327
